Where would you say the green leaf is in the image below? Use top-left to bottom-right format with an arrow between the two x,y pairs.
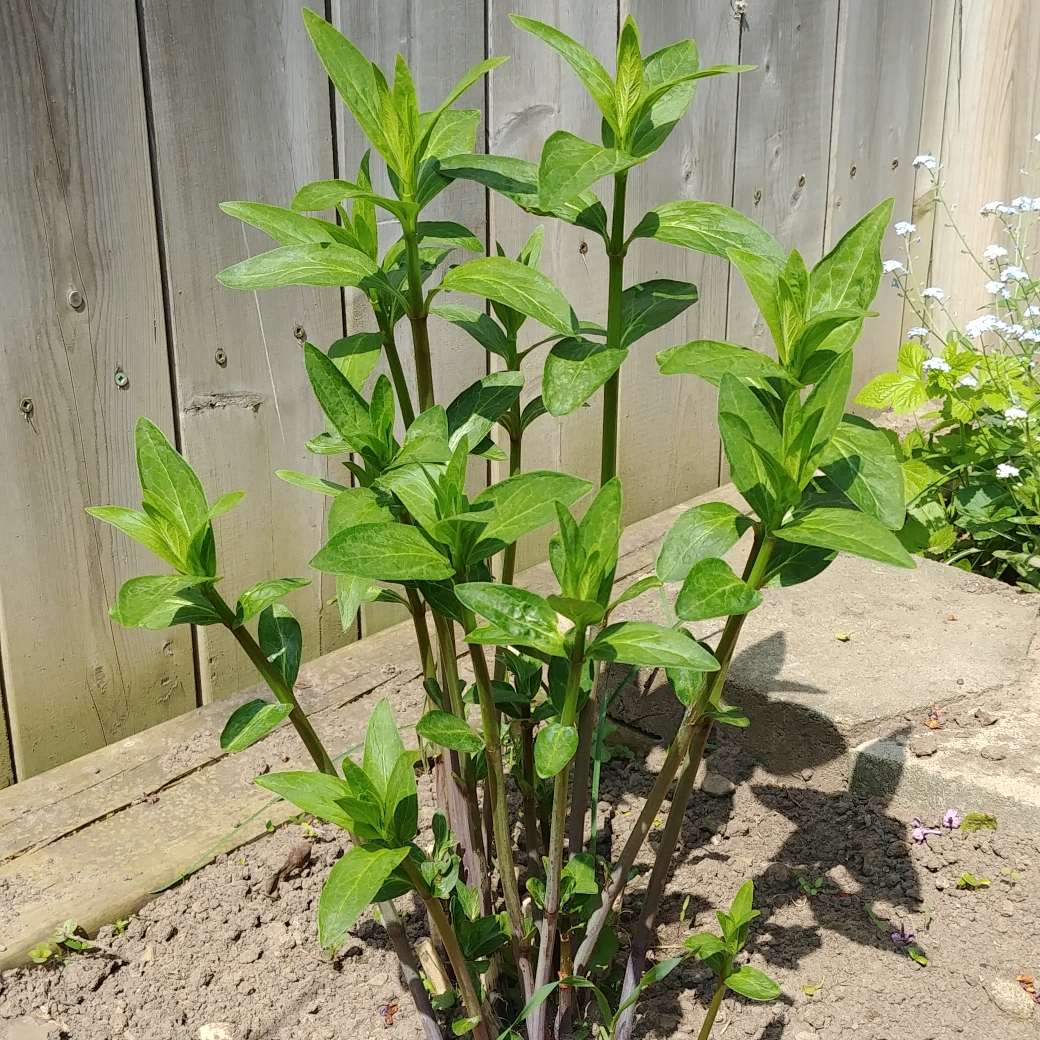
543,338 -> 628,416
415,709 -> 485,753
254,769 -> 357,830
209,492 -> 244,519
587,621 -> 719,670
729,879 -> 756,925
794,349 -> 854,479
521,395 -> 548,432
703,706 -> 749,728
234,577 -> 310,627
534,722 -> 579,778
416,220 -> 483,254
447,371 -> 524,452
417,55 -> 508,160
318,845 -> 410,951
258,604 -> 302,687
109,575 -> 208,628
683,931 -> 728,960
809,198 -> 893,316
391,406 -> 451,468
456,583 -> 566,658
608,574 -> 664,612
431,304 -> 513,361
620,279 -> 698,348
441,257 -> 578,337
727,247 -> 787,355
656,338 -> 789,388
327,488 -> 395,537
657,502 -> 754,582
818,417 -> 905,530
614,15 -> 644,133
761,540 -> 836,587
615,958 -> 686,1018
777,508 -> 916,568
86,506 -> 184,570
510,16 -> 618,131
364,698 -> 407,800
675,558 -> 763,622
537,132 -> 627,212
725,966 -> 781,1001
312,523 -> 453,581
854,371 -> 929,415
384,750 -> 419,846
136,587 -> 223,630
451,1017 -> 480,1037
328,333 -> 383,391
220,700 -> 294,753
135,417 -> 210,540
546,595 -> 605,628
335,573 -> 377,631
217,243 -> 377,290
305,344 -> 374,450
218,201 -> 352,247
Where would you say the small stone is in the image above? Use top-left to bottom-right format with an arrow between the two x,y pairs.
974,708 -> 998,726
139,944 -> 154,964
800,768 -> 814,781
980,745 -> 1008,762
984,977 -> 1034,1020
999,900 -> 1014,918
795,1030 -> 819,1040
198,1025 -> 234,1040
935,877 -> 947,890
701,773 -> 736,797
910,732 -> 939,757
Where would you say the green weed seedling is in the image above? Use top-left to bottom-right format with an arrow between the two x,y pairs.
791,872 -> 824,897
957,872 -> 990,890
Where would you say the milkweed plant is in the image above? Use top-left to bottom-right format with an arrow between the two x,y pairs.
90,12 -> 911,1040
857,138 -> 1040,591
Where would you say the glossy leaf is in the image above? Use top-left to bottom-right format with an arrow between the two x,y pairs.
253,769 -> 357,830
656,338 -> 790,388
620,279 -> 699,348
135,417 -> 210,540
809,198 -> 893,316
220,700 -> 293,753
327,488 -> 395,537
776,508 -> 915,568
761,540 -> 836,588
209,492 -> 245,519
675,558 -> 762,621
656,501 -> 753,582
109,575 -> 208,629
86,506 -> 183,570
726,966 -> 781,1001
456,582 -> 566,657
534,722 -> 579,778
416,220 -> 483,253
312,523 -> 453,581
537,131 -> 627,211
543,338 -> 627,416
818,417 -> 905,530
587,621 -> 719,670
304,344 -> 374,448
318,845 -> 410,952
415,709 -> 485,753
431,304 -> 514,361
328,333 -> 383,391
335,573 -> 378,631
258,604 -> 302,687
234,577 -> 310,627
217,243 -> 377,290
218,202 -> 351,247
447,371 -> 524,452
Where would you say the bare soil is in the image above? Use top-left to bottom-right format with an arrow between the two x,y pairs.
1,705 -> 1037,1040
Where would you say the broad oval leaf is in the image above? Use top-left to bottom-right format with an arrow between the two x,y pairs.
328,488 -> 395,537
543,338 -> 628,416
416,220 -> 483,253
234,577 -> 310,627
441,257 -> 579,337
364,698 -> 408,801
809,198 -> 893,316
135,417 -> 210,540
456,582 -> 566,658
534,722 -> 579,778
258,604 -> 302,688
818,417 -> 905,530
587,621 -> 719,670
657,339 -> 789,388
304,344 -> 373,447
415,709 -> 485,753
335,573 -> 379,631
657,502 -> 754,582
447,371 -> 525,451
220,700 -> 293,753
853,371 -> 929,415
312,523 -> 454,581
725,965 -> 781,1002
620,279 -> 699,348
109,575 -> 208,629
328,332 -> 383,391
318,845 -> 411,952
675,557 -> 763,622
537,131 -> 627,211
762,540 -> 836,588
776,508 -> 915,568
216,243 -> 377,290
254,769 -> 357,830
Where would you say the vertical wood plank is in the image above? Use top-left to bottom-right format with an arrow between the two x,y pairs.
825,0 -> 932,397
619,0 -> 741,524
333,0 -> 490,636
487,0 -> 616,569
140,0 -> 348,700
0,0 -> 197,779
1,695 -> 13,788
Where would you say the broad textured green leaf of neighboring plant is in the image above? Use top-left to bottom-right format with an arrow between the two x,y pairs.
86,506 -> 184,570
364,698 -> 407,800
442,257 -> 578,337
675,557 -> 762,622
135,417 -> 210,540
258,604 -> 303,687
312,523 -> 453,581
819,417 -> 905,530
328,333 -> 383,391
761,540 -> 836,587
234,577 -> 310,627
657,338 -> 789,388
854,371 -> 929,415
318,845 -> 410,952
537,131 -> 627,212
534,722 -> 579,778
109,575 -> 209,628
777,508 -> 915,568
327,488 -> 395,538
725,966 -> 781,1001
254,770 -> 358,831
587,621 -> 719,670
431,304 -> 514,362
809,198 -> 893,316
220,700 -> 293,753
217,243 -> 377,290
543,338 -> 628,416
416,709 -> 485,753
456,582 -> 566,658
620,279 -> 698,348
656,501 -> 753,582
447,371 -> 524,451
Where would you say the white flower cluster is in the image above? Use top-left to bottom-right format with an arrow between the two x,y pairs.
986,280 -> 1011,298
913,154 -> 939,170
957,374 -> 978,388
1003,265 -> 1029,281
982,244 -> 1009,260
980,200 -> 1018,216
883,259 -> 904,273
894,221 -> 916,236
921,286 -> 946,300
907,326 -> 930,339
996,462 -> 1021,479
1010,196 -> 1040,211
921,357 -> 951,373
965,314 -> 999,338
1025,306 -> 1040,317
1005,406 -> 1028,421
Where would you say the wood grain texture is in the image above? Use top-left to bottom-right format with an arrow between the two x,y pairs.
619,0 -> 741,524
0,0 -> 196,780
487,0 -> 616,569
139,0 -> 348,699
0,703 -> 12,789
333,0 -> 491,637
825,0 -> 932,397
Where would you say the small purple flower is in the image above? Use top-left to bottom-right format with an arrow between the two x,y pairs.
912,817 -> 940,843
891,923 -> 916,946
942,808 -> 962,830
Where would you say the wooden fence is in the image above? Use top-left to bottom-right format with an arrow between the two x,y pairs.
0,0 -> 1034,785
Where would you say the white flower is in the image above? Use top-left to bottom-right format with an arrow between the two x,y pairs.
1025,305 -> 1040,317
921,357 -> 951,373
921,286 -> 946,299
1011,196 -> 1034,211
883,259 -> 904,273
981,201 -> 1004,214
1033,198 -> 1040,211
996,462 -> 1021,479
1007,324 -> 1026,339
998,204 -> 1017,215
957,374 -> 978,388
907,326 -> 930,339
965,315 -> 998,338
912,154 -> 938,170
1036,133 -> 1040,142
894,221 -> 916,236
1005,406 -> 1028,421
982,244 -> 1009,260
985,280 -> 1010,296
1002,265 -> 1029,281
1021,330 -> 1040,344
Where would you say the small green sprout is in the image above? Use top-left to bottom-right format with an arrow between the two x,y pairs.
28,942 -> 53,964
113,918 -> 131,936
959,812 -> 998,833
956,872 -> 990,890
791,871 -> 824,896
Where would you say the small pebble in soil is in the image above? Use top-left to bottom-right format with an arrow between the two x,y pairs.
975,708 -> 998,726
985,977 -> 1035,1020
700,773 -> 735,797
980,745 -> 1008,761
910,732 -> 939,757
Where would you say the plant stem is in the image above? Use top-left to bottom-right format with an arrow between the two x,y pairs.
402,226 -> 436,412
406,586 -> 437,680
600,170 -> 629,487
696,976 -> 729,1040
375,309 -> 417,428
519,710 -> 543,881
566,659 -> 603,856
380,902 -> 445,1040
494,414 -> 523,684
464,621 -> 537,1006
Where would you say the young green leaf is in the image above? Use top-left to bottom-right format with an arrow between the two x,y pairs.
818,417 -> 906,530
217,243 -> 377,290
854,370 -> 929,415
537,131 -> 627,212
608,574 -> 664,613
415,709 -> 485,753
327,488 -> 395,537
220,700 -> 294,753
318,845 -> 410,952
415,55 -> 508,160
430,304 -> 514,362
456,583 -> 567,658
276,470 -> 349,498
363,697 -> 408,801
587,621 -> 719,670
761,540 -> 836,588
656,501 -> 754,582
254,769 -> 357,830
233,578 -> 310,628
702,706 -> 750,727
809,198 -> 893,316
258,604 -> 303,688
219,201 -> 354,247
312,523 -> 454,581
134,417 -> 210,541
620,279 -> 699,348
675,557 -> 763,621
416,220 -> 483,253
725,966 -> 781,1001
335,573 -> 379,631
391,406 -> 451,469
657,338 -> 790,388
543,338 -> 628,416
109,575 -> 209,629
534,722 -> 579,778
776,508 -> 916,568
614,15 -> 644,134
86,506 -> 184,570
327,333 -> 383,391
446,371 -> 524,452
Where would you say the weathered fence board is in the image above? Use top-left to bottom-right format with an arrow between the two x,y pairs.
0,0 -> 197,780
138,0 -> 348,701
